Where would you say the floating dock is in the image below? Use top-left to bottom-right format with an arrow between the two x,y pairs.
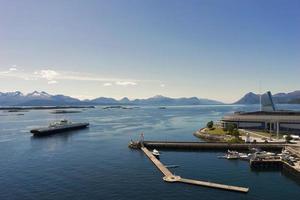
141,147 -> 249,193
142,141 -> 285,151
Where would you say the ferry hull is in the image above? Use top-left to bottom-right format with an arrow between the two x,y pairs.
30,123 -> 89,136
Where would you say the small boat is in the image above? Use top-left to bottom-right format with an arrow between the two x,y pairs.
265,152 -> 276,156
249,147 -> 261,153
51,110 -> 81,114
226,154 -> 239,160
259,151 -> 275,157
239,153 -> 250,160
226,150 -> 239,159
252,151 -> 277,159
152,149 -> 160,156
219,151 -> 251,160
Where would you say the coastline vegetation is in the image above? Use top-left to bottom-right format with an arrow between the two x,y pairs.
194,121 -> 244,143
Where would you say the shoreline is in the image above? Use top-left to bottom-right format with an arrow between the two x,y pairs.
0,105 -> 95,110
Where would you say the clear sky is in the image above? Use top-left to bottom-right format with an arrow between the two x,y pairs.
0,0 -> 299,103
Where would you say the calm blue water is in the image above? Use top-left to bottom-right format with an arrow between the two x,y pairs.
0,105 -> 300,200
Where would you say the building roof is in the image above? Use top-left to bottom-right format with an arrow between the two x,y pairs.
236,111 -> 300,116
222,111 -> 300,123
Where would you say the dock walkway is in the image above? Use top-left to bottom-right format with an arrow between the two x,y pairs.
141,147 -> 249,193
141,147 -> 173,177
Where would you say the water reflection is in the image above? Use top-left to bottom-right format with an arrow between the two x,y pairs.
30,128 -> 90,152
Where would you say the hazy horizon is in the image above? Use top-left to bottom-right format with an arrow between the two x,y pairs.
1,0 -> 299,103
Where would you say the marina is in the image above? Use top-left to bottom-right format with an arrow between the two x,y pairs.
130,139 -> 300,190
141,146 -> 249,193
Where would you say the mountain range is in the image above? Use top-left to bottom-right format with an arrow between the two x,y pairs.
234,91 -> 300,104
1,90 -> 300,106
0,91 -> 223,106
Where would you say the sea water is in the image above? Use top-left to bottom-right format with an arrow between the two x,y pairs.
0,105 -> 300,200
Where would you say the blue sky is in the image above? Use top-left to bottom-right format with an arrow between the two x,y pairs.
0,0 -> 299,102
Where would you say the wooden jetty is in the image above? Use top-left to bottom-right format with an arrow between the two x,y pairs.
141,147 -> 249,193
142,141 -> 285,151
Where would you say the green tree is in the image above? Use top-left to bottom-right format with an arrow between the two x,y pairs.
232,129 -> 240,138
226,123 -> 237,135
206,121 -> 214,129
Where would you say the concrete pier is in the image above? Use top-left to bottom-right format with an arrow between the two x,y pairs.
179,178 -> 249,192
141,147 -> 249,193
141,147 -> 173,177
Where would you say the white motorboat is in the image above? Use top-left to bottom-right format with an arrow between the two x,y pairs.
265,152 -> 276,156
152,149 -> 160,156
239,153 -> 250,160
226,150 -> 239,159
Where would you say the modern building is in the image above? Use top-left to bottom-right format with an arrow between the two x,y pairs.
221,91 -> 300,136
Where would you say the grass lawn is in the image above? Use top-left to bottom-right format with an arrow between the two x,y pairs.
203,127 -> 244,143
205,127 -> 227,135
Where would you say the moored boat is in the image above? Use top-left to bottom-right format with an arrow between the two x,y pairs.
152,149 -> 160,157
226,150 -> 239,159
219,150 -> 251,160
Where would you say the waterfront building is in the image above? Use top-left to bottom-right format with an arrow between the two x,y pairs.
221,91 -> 300,136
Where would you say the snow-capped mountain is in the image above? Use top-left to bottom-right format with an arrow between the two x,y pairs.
27,91 -> 51,98
0,91 -> 224,106
0,91 -> 81,106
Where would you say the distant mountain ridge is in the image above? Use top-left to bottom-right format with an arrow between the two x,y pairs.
0,91 -> 223,106
234,90 -> 300,104
0,91 -> 81,106
2,90 -> 299,106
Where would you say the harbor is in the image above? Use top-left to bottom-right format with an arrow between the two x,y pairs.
249,146 -> 300,177
130,139 -> 300,192
141,146 -> 249,193
1,104 -> 300,199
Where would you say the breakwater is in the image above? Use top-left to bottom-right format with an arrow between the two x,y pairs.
142,141 -> 286,151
